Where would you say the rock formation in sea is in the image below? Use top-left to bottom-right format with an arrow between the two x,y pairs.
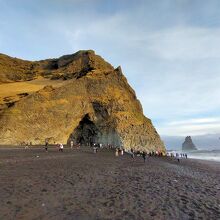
182,136 -> 197,151
0,50 -> 165,152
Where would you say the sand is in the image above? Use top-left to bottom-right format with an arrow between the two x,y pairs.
0,147 -> 219,220
0,78 -> 66,105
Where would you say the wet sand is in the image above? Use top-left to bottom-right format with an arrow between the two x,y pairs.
0,147 -> 219,220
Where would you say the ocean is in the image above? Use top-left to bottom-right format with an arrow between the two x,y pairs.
187,150 -> 220,162
168,149 -> 220,162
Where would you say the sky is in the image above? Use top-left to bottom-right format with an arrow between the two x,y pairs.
1,0 -> 220,136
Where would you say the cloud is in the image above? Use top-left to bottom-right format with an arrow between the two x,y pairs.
168,118 -> 220,126
158,117 -> 220,136
147,27 -> 220,61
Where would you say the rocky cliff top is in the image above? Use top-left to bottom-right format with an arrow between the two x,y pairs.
0,50 -> 113,83
0,50 -> 165,152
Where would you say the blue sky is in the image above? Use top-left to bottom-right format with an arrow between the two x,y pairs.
1,0 -> 220,136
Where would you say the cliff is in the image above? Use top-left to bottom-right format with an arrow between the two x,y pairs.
182,136 -> 197,151
0,50 -> 165,152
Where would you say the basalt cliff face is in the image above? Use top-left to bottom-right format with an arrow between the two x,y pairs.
0,50 -> 165,152
182,136 -> 197,151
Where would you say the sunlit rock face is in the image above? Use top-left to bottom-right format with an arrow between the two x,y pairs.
0,50 -> 165,152
182,136 -> 197,151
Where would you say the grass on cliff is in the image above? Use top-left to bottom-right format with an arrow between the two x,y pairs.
0,78 -> 65,105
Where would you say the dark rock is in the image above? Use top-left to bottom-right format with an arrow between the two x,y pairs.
182,136 -> 197,151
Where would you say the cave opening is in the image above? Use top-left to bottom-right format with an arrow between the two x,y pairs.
68,114 -> 100,146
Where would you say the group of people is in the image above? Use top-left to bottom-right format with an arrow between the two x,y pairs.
92,143 -> 123,154
167,152 -> 188,161
44,141 -> 64,152
24,139 -> 188,163
129,148 -> 147,162
70,140 -> 81,149
43,141 -> 112,153
25,140 -> 188,164
127,149 -> 188,163
115,148 -> 124,156
113,147 -> 147,163
171,152 -> 188,162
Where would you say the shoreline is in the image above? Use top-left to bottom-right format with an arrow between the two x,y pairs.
0,145 -> 219,163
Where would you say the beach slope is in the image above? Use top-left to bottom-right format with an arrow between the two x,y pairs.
0,148 -> 219,220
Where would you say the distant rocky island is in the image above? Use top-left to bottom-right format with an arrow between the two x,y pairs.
182,136 -> 197,151
0,50 -> 165,152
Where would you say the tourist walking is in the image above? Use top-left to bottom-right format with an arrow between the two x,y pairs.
131,148 -> 135,159
77,143 -> 81,149
115,148 -> 119,157
24,143 -> 29,149
93,145 -> 97,153
45,141 -> 48,152
142,151 -> 146,163
121,148 -> 124,156
59,143 -> 64,152
176,153 -> 180,162
70,140 -> 74,149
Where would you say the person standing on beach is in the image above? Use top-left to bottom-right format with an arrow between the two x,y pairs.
59,143 -> 64,152
93,143 -> 97,153
115,148 -> 119,156
77,143 -> 81,149
25,143 -> 29,149
121,148 -> 124,156
131,148 -> 135,159
45,141 -> 48,152
176,153 -> 180,162
142,151 -> 146,163
70,140 -> 74,149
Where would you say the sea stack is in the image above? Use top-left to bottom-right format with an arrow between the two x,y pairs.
182,136 -> 197,151
0,50 -> 165,152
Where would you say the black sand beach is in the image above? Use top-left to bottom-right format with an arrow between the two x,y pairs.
0,147 -> 219,220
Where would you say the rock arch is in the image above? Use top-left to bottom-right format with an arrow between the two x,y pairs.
67,114 -> 122,147
68,114 -> 100,146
